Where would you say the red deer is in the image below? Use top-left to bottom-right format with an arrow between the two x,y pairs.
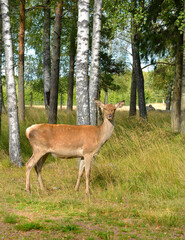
26,99 -> 125,195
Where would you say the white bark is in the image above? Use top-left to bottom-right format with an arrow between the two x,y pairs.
89,0 -> 102,126
76,0 -> 90,125
1,0 -> 22,166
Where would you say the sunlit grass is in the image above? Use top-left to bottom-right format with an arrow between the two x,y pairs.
0,108 -> 184,239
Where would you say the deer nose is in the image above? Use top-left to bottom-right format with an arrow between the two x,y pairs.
108,114 -> 112,119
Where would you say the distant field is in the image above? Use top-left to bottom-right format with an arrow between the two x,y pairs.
0,109 -> 184,239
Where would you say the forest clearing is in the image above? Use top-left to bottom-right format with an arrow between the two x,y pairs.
0,108 -> 185,239
0,0 -> 185,239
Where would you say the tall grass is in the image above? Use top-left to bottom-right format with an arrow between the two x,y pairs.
0,108 -> 184,239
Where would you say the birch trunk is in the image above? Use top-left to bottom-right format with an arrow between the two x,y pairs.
43,0 -> 51,109
48,0 -> 63,124
180,7 -> 185,134
1,0 -> 22,166
171,34 -> 183,132
76,0 -> 90,125
0,12 -> 2,135
89,0 -> 102,126
18,0 -> 25,122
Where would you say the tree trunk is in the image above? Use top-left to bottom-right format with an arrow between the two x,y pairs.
89,0 -> 102,126
0,12 -> 2,135
1,0 -> 22,166
18,0 -> 25,122
132,36 -> 147,119
1,88 -> 7,113
30,92 -> 33,107
138,56 -> 147,119
104,89 -> 108,104
76,0 -> 90,125
180,8 -> 185,134
171,34 -> 183,132
166,81 -> 172,110
43,0 -> 51,109
67,48 -> 75,112
48,0 -> 63,124
130,5 -> 137,117
130,0 -> 146,119
67,20 -> 76,112
129,66 -> 137,116
60,91 -> 62,110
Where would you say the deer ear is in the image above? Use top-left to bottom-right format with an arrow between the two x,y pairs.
94,99 -> 104,108
115,100 -> 125,109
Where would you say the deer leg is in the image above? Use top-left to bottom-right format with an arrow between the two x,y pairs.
84,155 -> 92,196
34,153 -> 48,190
26,151 -> 46,193
75,158 -> 85,191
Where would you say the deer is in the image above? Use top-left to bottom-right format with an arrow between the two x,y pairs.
25,99 -> 125,196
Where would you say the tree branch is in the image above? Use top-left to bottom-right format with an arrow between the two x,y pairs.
26,5 -> 46,12
142,62 -> 175,70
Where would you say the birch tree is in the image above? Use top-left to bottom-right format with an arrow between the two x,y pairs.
76,0 -> 90,125
43,0 -> 51,109
89,0 -> 102,125
48,0 -> 63,124
1,0 -> 22,166
18,0 -> 25,122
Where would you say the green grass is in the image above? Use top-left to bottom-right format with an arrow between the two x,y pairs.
15,222 -> 43,231
3,213 -> 18,224
0,108 -> 184,239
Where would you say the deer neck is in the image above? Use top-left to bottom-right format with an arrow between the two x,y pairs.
99,117 -> 115,144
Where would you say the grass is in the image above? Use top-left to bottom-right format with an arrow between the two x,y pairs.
3,213 -> 18,224
0,107 -> 184,239
15,222 -> 43,231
